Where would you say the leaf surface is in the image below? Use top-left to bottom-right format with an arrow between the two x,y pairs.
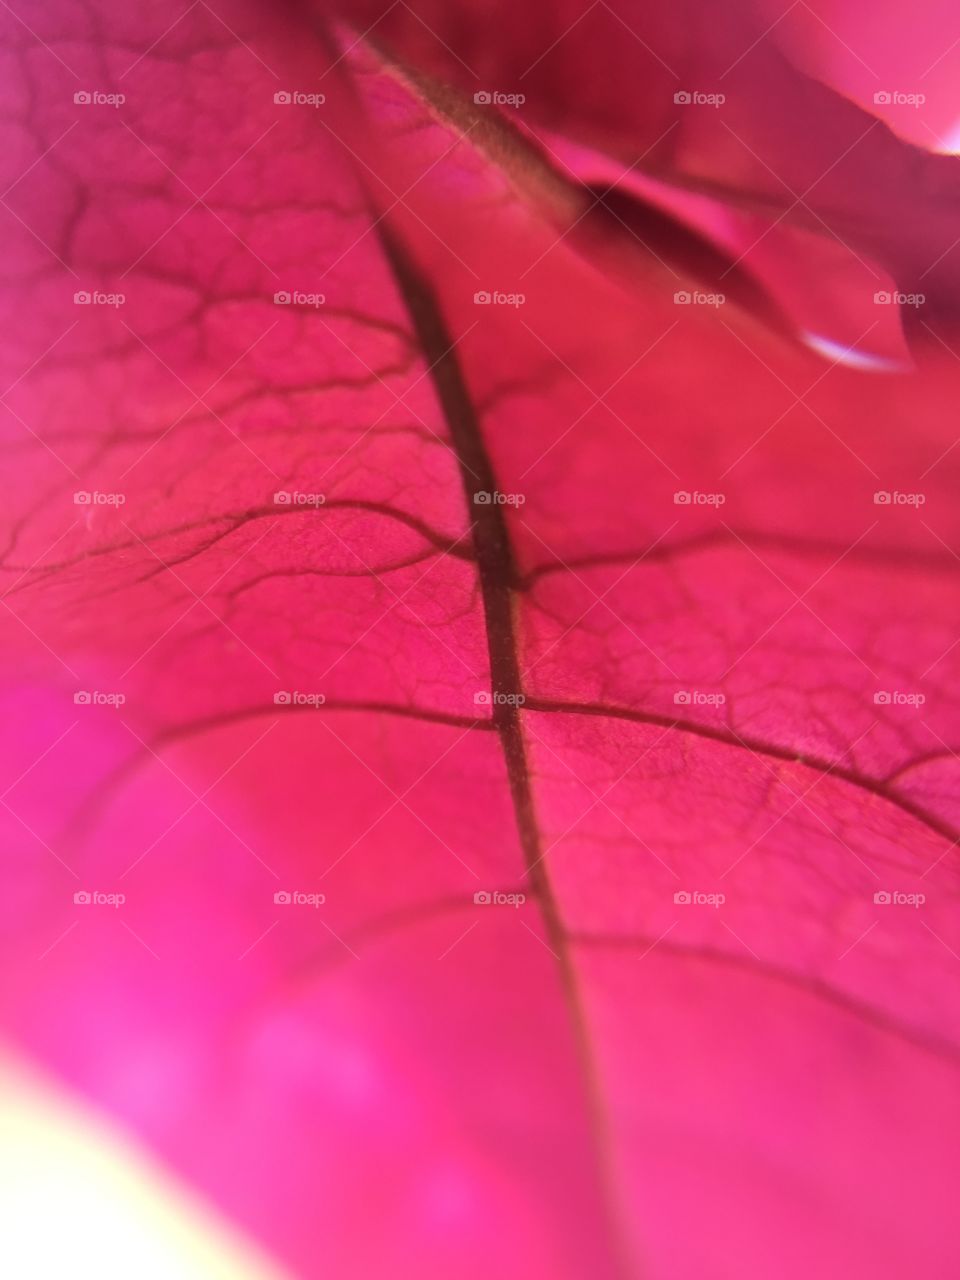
1,4 -> 959,1278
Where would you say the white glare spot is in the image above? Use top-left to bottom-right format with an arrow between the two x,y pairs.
0,1051 -> 289,1280
803,332 -> 905,373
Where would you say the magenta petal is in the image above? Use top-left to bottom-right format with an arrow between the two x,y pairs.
1,3 -> 959,1278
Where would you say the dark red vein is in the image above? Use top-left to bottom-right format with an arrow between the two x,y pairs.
376,220 -> 636,1280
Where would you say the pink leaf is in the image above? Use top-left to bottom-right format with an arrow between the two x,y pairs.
1,3 -> 958,1278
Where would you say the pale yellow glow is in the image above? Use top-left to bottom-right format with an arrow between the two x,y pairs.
0,1050 -> 291,1280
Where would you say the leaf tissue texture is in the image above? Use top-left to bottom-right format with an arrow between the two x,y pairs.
1,2 -> 959,1278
